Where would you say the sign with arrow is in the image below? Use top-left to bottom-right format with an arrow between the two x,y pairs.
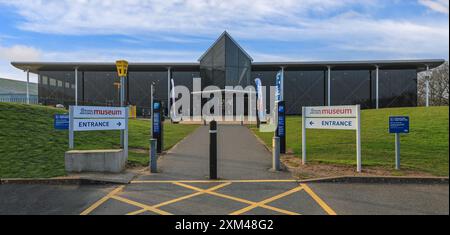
302,105 -> 362,172
68,106 -> 129,150
73,119 -> 126,131
305,117 -> 357,130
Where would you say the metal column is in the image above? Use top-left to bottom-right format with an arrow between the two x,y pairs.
376,65 -> 379,109
426,65 -> 430,107
302,107 -> 306,165
167,67 -> 171,118
120,75 -> 125,148
395,133 -> 401,170
26,69 -> 30,104
280,66 -> 285,101
327,66 -> 331,106
356,105 -> 362,173
75,67 -> 78,106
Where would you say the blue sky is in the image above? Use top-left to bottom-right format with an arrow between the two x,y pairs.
0,0 -> 448,82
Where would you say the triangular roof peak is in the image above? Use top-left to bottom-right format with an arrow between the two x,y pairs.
198,31 -> 254,62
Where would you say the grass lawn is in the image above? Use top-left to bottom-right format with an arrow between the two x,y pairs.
251,106 -> 449,176
0,103 -> 198,178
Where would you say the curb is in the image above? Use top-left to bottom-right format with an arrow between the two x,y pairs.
0,178 -> 124,185
297,176 -> 449,184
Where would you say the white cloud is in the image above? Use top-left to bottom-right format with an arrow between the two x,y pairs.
0,44 -> 41,61
419,0 -> 449,14
0,0 -> 373,36
0,44 -> 41,81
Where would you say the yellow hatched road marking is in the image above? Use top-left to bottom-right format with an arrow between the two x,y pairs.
111,195 -> 172,215
301,184 -> 337,215
175,182 -> 300,215
80,185 -> 125,215
229,186 -> 304,215
126,182 -> 231,215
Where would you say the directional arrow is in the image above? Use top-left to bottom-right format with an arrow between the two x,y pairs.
309,121 -> 314,126
117,122 -> 122,127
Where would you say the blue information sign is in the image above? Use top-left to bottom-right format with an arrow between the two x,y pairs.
389,116 -> 410,134
153,113 -> 161,134
54,114 -> 69,130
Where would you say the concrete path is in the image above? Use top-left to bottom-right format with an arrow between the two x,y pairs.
137,125 -> 292,181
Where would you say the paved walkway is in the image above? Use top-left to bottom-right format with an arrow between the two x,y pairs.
137,125 -> 292,181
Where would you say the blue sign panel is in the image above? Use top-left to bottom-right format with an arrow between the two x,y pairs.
389,116 -> 410,134
54,114 -> 69,130
153,113 -> 161,134
278,116 -> 285,137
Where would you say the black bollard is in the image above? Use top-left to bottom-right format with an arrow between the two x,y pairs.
209,120 -> 218,180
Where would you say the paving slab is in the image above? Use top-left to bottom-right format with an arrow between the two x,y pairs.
137,125 -> 292,181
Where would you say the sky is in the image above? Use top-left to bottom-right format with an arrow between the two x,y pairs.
0,0 -> 448,82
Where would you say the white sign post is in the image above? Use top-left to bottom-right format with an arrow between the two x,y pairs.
302,105 -> 362,172
69,106 -> 129,158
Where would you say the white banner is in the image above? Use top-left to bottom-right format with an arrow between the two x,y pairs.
73,106 -> 126,119
305,117 -> 358,130
74,119 -> 126,131
304,105 -> 358,118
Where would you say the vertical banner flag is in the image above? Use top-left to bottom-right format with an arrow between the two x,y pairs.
171,79 -> 177,120
276,71 -> 283,101
254,78 -> 265,121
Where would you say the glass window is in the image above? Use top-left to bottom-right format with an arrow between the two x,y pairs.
42,76 -> 48,85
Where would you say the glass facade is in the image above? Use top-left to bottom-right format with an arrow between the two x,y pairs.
200,33 -> 252,89
36,34 -> 419,116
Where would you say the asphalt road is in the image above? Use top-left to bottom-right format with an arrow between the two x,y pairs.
1,181 -> 448,215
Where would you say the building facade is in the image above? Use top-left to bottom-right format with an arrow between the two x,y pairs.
12,32 -> 445,115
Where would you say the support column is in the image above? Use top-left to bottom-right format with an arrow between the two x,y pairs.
426,65 -> 430,107
26,69 -> 30,105
167,67 -> 171,118
75,67 -> 78,106
376,65 -> 380,109
327,66 -> 331,106
280,66 -> 285,101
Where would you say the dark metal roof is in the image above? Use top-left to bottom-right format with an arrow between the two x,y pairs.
11,62 -> 200,73
11,59 -> 445,74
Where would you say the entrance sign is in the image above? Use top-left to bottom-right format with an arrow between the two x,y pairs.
305,118 -> 357,130
302,105 -> 362,172
73,106 -> 126,119
73,119 -> 126,131
389,116 -> 410,170
54,114 -> 69,130
389,116 -> 410,134
69,106 -> 129,158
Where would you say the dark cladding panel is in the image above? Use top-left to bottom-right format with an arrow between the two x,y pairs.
376,69 -> 417,108
285,70 -> 326,114
129,71 -> 168,113
83,71 -> 118,106
331,70 -> 372,109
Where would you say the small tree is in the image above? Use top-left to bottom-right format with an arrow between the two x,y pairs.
418,61 -> 449,106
